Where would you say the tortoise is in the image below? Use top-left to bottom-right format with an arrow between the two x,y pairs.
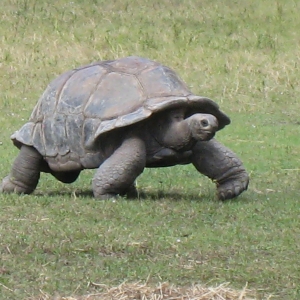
1,56 -> 249,200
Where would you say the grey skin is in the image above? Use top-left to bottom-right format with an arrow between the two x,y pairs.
1,108 -> 248,200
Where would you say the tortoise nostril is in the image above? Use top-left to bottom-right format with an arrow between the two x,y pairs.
201,119 -> 209,127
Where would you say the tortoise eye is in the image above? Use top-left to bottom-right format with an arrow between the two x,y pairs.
201,119 -> 209,127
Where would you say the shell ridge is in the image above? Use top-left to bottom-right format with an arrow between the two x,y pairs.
82,68 -> 109,116
74,59 -> 112,71
81,67 -> 110,147
94,106 -> 152,137
54,70 -> 78,112
135,74 -> 148,100
34,122 -> 46,155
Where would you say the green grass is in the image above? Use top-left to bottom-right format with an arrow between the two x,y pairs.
1,0 -> 300,299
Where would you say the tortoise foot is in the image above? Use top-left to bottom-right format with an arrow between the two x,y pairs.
93,193 -> 118,200
217,171 -> 249,200
121,184 -> 138,199
0,175 -> 31,194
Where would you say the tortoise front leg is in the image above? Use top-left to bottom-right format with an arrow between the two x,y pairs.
92,135 -> 146,199
1,145 -> 43,194
191,139 -> 249,200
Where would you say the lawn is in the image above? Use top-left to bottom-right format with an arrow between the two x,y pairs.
0,0 -> 300,299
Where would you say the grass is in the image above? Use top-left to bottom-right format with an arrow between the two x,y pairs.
0,0 -> 300,299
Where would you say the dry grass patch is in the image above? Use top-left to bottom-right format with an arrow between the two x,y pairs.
33,282 -> 258,300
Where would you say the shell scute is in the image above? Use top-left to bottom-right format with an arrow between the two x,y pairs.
138,65 -> 191,99
105,56 -> 157,74
57,65 -> 106,115
31,70 -> 76,121
43,114 -> 68,156
84,72 -> 145,119
32,123 -> 45,155
83,118 -> 101,150
66,114 -> 85,156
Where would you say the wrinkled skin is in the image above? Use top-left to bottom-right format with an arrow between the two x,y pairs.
0,108 -> 249,200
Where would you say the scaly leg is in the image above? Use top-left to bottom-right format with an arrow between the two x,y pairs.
192,139 -> 249,200
92,135 -> 146,199
1,145 -> 43,194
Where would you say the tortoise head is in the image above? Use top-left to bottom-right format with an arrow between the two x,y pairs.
148,108 -> 219,152
185,113 -> 219,141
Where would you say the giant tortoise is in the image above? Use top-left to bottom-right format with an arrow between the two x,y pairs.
1,56 -> 249,200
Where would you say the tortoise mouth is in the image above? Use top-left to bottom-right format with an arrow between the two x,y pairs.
192,130 -> 216,142
204,132 -> 215,140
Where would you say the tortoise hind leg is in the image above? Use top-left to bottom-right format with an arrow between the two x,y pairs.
92,134 -> 146,199
192,139 -> 249,200
1,145 -> 42,194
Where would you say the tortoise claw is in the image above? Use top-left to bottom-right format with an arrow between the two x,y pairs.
0,175 -> 29,194
217,171 -> 249,200
0,176 -> 15,193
